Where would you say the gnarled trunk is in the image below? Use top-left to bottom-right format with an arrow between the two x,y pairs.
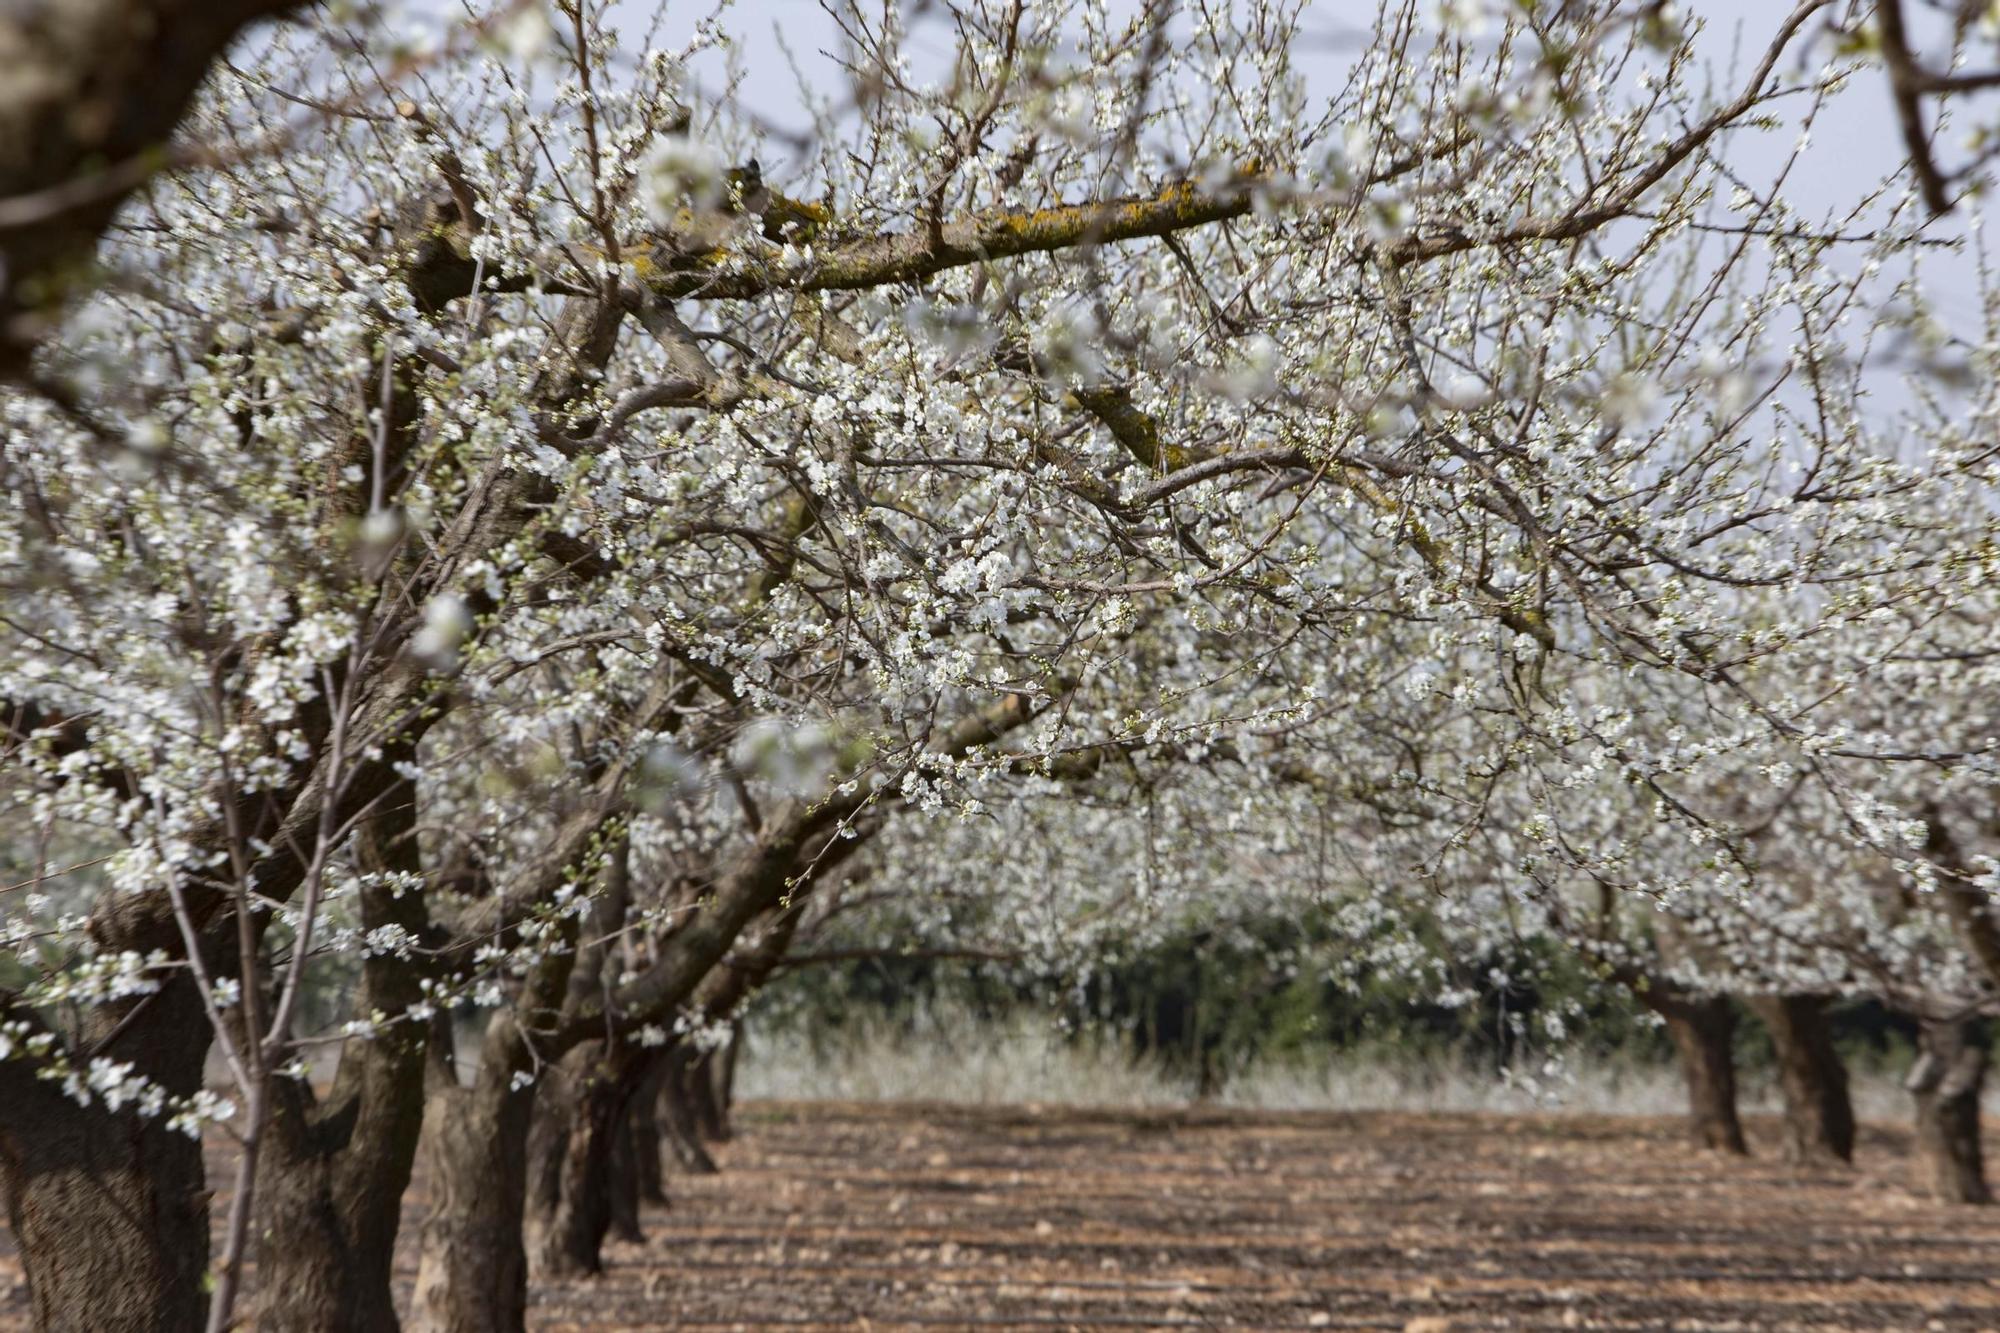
411,830 -> 617,1332
410,905 -> 589,1333
1655,994 -> 1747,1154
250,1091 -> 411,1333
249,774 -> 433,1330
407,1052 -> 539,1333
0,978 -> 211,1333
607,1103 -> 645,1242
628,1056 -> 668,1206
2,674 -> 450,1330
1908,1015 -> 1990,1204
660,1041 -> 720,1174
525,1040 -> 654,1277
1748,993 -> 1854,1165
697,1030 -> 741,1142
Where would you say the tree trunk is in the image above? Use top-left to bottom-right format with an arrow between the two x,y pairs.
628,1057 -> 667,1206
1908,1015 -> 1990,1205
607,1105 -> 645,1243
407,1056 -> 538,1333
688,1047 -> 727,1144
410,831 -> 618,1331
719,1029 -> 741,1128
250,1092 -> 408,1333
660,1042 -> 720,1174
0,978 -> 212,1333
409,929 -> 586,1333
523,1049 -> 583,1277
701,1030 -> 741,1142
249,772 -> 433,1330
1656,995 -> 1748,1154
526,1040 -> 653,1277
1748,994 -> 1855,1165
1,696 -> 448,1330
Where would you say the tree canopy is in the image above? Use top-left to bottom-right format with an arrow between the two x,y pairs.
3,0 -> 2000,1328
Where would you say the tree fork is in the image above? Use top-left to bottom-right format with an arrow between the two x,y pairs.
411,825 -> 622,1332
249,766 -> 435,1330
525,1040 -> 655,1278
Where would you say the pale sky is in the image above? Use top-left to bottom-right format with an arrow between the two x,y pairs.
384,0 -> 1987,421
649,0 -> 1985,413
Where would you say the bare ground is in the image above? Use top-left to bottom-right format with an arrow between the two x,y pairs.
5,1102 -> 2000,1330
537,1102 -> 2000,1331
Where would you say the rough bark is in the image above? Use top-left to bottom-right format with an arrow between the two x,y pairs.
409,827 -> 615,1332
525,1040 -> 652,1278
1653,995 -> 1748,1155
1747,994 -> 1855,1166
606,1101 -> 645,1242
0,712 -> 413,1331
1908,1015 -> 1991,1205
660,1042 -> 721,1175
249,1078 -> 415,1333
0,979 -> 211,1333
0,666 -> 456,1330
407,1056 -> 538,1333
248,770 -> 433,1330
627,1057 -> 668,1206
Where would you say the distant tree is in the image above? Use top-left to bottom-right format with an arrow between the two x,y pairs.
7,2 -> 2000,1331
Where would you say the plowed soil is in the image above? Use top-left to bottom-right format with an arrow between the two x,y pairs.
533,1103 -> 2000,1331
5,1102 -> 1999,1330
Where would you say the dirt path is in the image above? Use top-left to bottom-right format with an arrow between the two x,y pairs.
3,1102 -> 1998,1329
532,1103 -> 2000,1331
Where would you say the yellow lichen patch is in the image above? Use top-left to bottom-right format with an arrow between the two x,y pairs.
1070,384 -> 1168,472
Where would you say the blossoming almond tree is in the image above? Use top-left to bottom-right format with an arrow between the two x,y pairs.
6,1 -> 2000,1331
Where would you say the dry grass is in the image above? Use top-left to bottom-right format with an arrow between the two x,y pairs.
738,1011 -> 1931,1120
